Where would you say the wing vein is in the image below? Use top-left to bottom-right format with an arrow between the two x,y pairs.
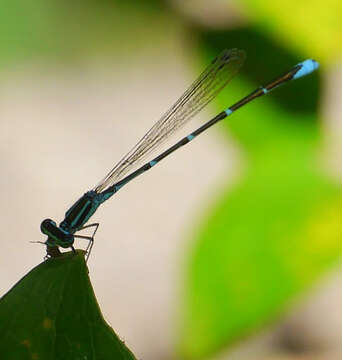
95,48 -> 245,193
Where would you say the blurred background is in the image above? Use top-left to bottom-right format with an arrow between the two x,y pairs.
0,0 -> 341,359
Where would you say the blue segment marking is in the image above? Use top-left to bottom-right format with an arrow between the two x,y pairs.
225,109 -> 233,116
114,184 -> 124,191
68,200 -> 91,229
150,160 -> 157,167
103,191 -> 115,200
187,134 -> 195,141
293,59 -> 319,80
261,87 -> 268,94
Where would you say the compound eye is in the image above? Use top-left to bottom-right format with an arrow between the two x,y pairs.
40,218 -> 57,234
43,218 -> 56,226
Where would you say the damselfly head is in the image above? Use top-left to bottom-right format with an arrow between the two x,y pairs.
40,218 -> 74,248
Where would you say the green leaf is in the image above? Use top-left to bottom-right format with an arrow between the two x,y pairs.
0,251 -> 136,360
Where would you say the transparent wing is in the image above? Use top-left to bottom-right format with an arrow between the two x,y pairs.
95,48 -> 245,193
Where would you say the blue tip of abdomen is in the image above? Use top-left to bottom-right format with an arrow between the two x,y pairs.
293,59 -> 319,80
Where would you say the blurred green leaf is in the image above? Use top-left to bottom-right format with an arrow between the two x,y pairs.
179,158 -> 342,359
178,30 -> 342,359
240,0 -> 342,64
0,251 -> 136,360
0,0 -> 176,65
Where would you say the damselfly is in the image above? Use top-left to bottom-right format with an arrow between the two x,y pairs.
39,49 -> 319,260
